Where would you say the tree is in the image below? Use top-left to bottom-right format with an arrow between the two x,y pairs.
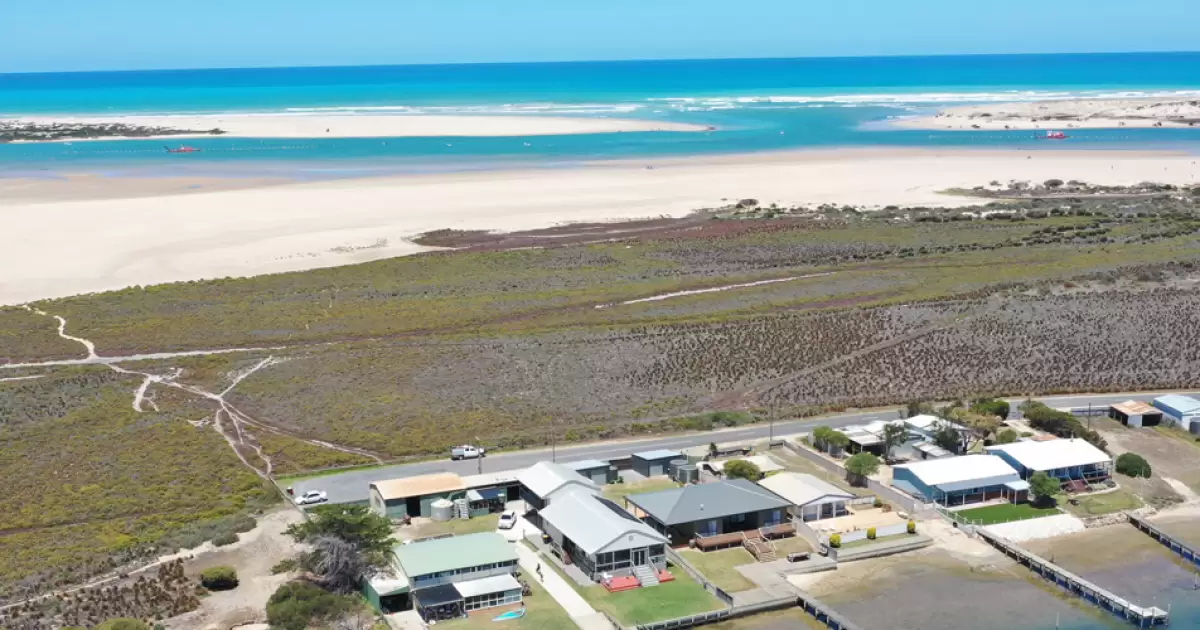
722,459 -> 762,481
812,426 -> 850,453
1029,471 -> 1060,507
932,422 -> 965,454
267,581 -> 356,630
1044,178 -> 1064,189
1115,452 -> 1152,478
994,428 -> 1019,445
307,536 -> 369,593
971,398 -> 1011,420
881,422 -> 908,460
200,566 -> 239,591
287,505 -> 394,561
844,452 -> 881,487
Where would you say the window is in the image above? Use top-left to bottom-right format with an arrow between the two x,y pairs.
731,513 -> 746,524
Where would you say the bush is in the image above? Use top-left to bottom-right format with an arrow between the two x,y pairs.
829,534 -> 842,548
867,527 -> 877,540
872,496 -> 883,508
722,459 -> 763,481
212,532 -> 239,547
907,521 -> 917,534
96,620 -> 150,630
267,581 -> 356,630
200,566 -> 239,590
272,558 -> 300,574
1115,452 -> 1152,478
995,428 -> 1019,444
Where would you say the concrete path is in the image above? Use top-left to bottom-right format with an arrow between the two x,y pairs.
514,541 -> 597,619
984,513 -> 1085,542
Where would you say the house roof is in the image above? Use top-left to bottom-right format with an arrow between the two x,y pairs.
1110,400 -> 1158,416
904,414 -> 942,431
565,459 -> 611,471
633,449 -> 683,461
540,488 -> 667,555
371,472 -> 465,500
394,532 -> 517,579
893,455 -> 1020,490
453,574 -> 522,599
985,439 -> 1110,472
1153,395 -> 1200,414
626,479 -> 791,526
460,470 -> 520,489
517,461 -> 597,500
840,426 -> 883,446
757,473 -> 854,507
704,455 -> 785,474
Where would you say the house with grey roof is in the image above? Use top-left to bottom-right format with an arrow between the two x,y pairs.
517,461 -> 598,511
631,449 -> 682,477
538,487 -> 669,580
625,479 -> 791,545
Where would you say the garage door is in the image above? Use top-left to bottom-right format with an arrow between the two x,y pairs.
649,463 -> 664,476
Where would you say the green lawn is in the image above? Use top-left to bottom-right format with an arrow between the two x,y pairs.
602,478 -> 681,505
679,549 -> 757,592
954,502 -> 1060,525
1060,489 -> 1143,517
769,536 -> 812,555
437,570 -> 575,630
581,568 -> 724,626
411,513 -> 500,538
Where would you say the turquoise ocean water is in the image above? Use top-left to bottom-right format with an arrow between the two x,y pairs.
3,52 -> 1200,178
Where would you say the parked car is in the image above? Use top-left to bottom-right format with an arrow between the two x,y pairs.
498,511 -> 518,530
451,444 -> 486,460
295,490 -> 328,505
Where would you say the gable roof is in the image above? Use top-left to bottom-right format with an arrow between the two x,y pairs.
394,532 -> 517,578
517,461 -> 597,500
1111,400 -> 1157,416
893,454 -> 1020,491
985,439 -> 1110,472
371,472 -> 466,500
626,479 -> 790,526
757,472 -> 855,507
565,459 -> 611,471
633,449 -> 683,461
540,488 -> 668,555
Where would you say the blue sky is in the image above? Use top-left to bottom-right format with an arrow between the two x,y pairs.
2,0 -> 1197,73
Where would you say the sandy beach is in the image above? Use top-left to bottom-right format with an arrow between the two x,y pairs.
5,113 -> 708,140
894,98 -> 1200,131
2,147 -> 1200,305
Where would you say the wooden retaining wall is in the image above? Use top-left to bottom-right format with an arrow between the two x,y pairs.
1129,513 -> 1199,567
976,529 -> 1169,627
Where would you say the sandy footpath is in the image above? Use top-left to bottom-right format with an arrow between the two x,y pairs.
894,98 -> 1200,131
2,147 -> 1199,305
8,113 -> 707,139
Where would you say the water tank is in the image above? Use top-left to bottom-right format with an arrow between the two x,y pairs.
677,464 -> 699,485
430,498 -> 454,522
669,459 -> 688,481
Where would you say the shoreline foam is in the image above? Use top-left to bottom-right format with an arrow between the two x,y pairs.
2,146 -> 1199,305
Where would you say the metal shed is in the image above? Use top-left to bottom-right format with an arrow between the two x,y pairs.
631,449 -> 682,477
565,459 -> 617,485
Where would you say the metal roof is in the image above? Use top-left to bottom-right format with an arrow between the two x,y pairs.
394,532 -> 517,579
1153,395 -> 1200,415
757,473 -> 854,507
893,455 -> 1020,490
1110,400 -> 1157,415
413,583 -> 462,606
985,439 -> 1110,472
1005,480 -> 1031,491
626,479 -> 791,526
565,459 -> 611,471
453,574 -> 522,599
540,488 -> 667,555
371,472 -> 465,500
633,449 -> 682,461
460,470 -> 521,489
516,461 -> 597,500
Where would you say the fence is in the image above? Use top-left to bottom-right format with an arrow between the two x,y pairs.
664,547 -> 734,605
1128,513 -> 1199,567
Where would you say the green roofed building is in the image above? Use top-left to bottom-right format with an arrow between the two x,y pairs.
364,532 -> 522,621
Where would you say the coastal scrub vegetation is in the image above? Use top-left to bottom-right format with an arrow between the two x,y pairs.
1115,452 -> 1152,478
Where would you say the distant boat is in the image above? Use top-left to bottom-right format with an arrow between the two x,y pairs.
165,145 -> 200,153
1040,131 -> 1068,140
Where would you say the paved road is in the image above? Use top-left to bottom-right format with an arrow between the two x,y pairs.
291,390 -> 1198,504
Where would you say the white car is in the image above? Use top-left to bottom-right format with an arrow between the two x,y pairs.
451,444 -> 486,460
295,490 -> 328,505
498,511 -> 518,530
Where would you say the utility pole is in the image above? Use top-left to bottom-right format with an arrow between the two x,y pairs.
551,418 -> 557,462
477,436 -> 483,475
768,405 -> 775,444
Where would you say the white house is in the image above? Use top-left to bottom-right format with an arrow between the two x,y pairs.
758,472 -> 855,521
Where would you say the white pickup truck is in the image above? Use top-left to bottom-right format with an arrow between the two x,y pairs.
451,444 -> 486,460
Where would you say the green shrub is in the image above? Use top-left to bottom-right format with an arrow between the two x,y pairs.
829,534 -> 841,548
200,566 -> 239,590
907,521 -> 917,534
995,428 -> 1019,444
272,557 -> 300,574
96,620 -> 150,630
1115,452 -> 1152,478
722,459 -> 762,481
213,532 -> 239,547
872,496 -> 884,508
267,581 -> 355,630
867,527 -> 877,540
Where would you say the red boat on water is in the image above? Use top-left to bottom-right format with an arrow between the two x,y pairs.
164,145 -> 200,153
1040,130 -> 1069,140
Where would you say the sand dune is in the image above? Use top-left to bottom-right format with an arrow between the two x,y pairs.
2,147 -> 1199,305
894,98 -> 1200,131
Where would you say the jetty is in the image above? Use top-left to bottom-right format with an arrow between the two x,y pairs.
1129,513 -> 1199,567
976,528 -> 1169,627
795,590 -> 863,630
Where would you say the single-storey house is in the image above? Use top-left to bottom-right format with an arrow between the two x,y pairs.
1108,401 -> 1163,429
1152,394 -> 1200,434
631,449 -> 682,477
369,472 -> 467,520
539,487 -> 669,580
757,472 -> 855,522
839,425 -> 885,455
565,459 -> 618,485
517,461 -> 598,512
625,479 -> 791,544
365,532 -> 521,619
891,454 -> 1026,506
985,439 -> 1112,484
701,454 -> 785,478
